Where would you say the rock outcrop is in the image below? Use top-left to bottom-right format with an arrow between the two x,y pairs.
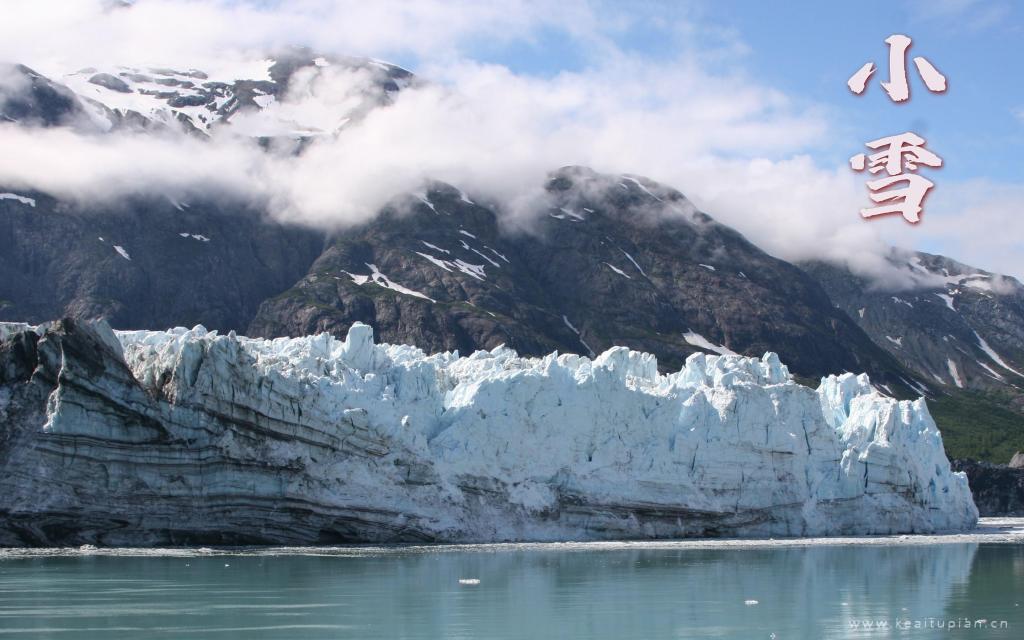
0,319 -> 977,546
951,459 -> 1024,516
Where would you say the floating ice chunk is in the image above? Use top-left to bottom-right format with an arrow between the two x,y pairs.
458,579 -> 481,585
113,245 -> 131,261
698,264 -> 716,271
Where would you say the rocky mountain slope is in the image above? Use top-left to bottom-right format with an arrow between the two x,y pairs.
803,253 -> 1024,461
0,191 -> 324,333
0,319 -> 977,546
950,459 -> 1024,517
249,167 -> 916,388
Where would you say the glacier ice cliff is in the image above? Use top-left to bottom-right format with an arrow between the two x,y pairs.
0,319 -> 977,546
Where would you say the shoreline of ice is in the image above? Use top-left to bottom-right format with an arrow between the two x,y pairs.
0,518 -> 1019,559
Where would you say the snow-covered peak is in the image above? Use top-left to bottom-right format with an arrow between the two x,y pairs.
907,253 -> 1020,297
58,54 -> 414,137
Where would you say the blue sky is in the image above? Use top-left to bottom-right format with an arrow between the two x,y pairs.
431,0 -> 1023,187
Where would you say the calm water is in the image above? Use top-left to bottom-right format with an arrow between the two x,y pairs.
0,543 -> 1022,639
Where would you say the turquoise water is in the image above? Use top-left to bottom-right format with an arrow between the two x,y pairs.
0,543 -> 1022,639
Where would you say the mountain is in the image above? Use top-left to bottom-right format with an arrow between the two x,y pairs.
951,459 -> 1024,517
803,253 -> 1024,461
0,50 -> 407,331
2,56 -> 1022,465
249,167 -> 916,388
0,64 -> 86,126
2,49 -> 413,136
0,318 -> 976,545
0,191 -> 324,332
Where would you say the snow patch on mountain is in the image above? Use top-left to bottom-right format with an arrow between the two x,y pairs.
936,293 -> 956,311
909,255 -> 1015,295
604,262 -> 631,279
0,193 -> 36,207
974,331 -> 1024,378
621,249 -> 647,277
947,359 -> 964,388
683,331 -> 737,356
420,241 -> 449,254
344,264 -> 434,301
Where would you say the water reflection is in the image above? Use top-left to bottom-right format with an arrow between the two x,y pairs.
0,543 -> 1021,638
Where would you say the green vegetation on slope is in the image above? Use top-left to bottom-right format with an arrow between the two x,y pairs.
929,390 -> 1024,463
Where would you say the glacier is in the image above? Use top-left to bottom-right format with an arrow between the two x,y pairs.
0,318 -> 977,546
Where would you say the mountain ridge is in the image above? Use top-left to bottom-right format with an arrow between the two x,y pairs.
2,57 -> 1023,462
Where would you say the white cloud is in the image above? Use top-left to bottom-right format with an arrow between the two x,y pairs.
889,180 -> 1024,282
0,0 -> 1021,285
909,0 -> 1013,32
0,0 -> 613,77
